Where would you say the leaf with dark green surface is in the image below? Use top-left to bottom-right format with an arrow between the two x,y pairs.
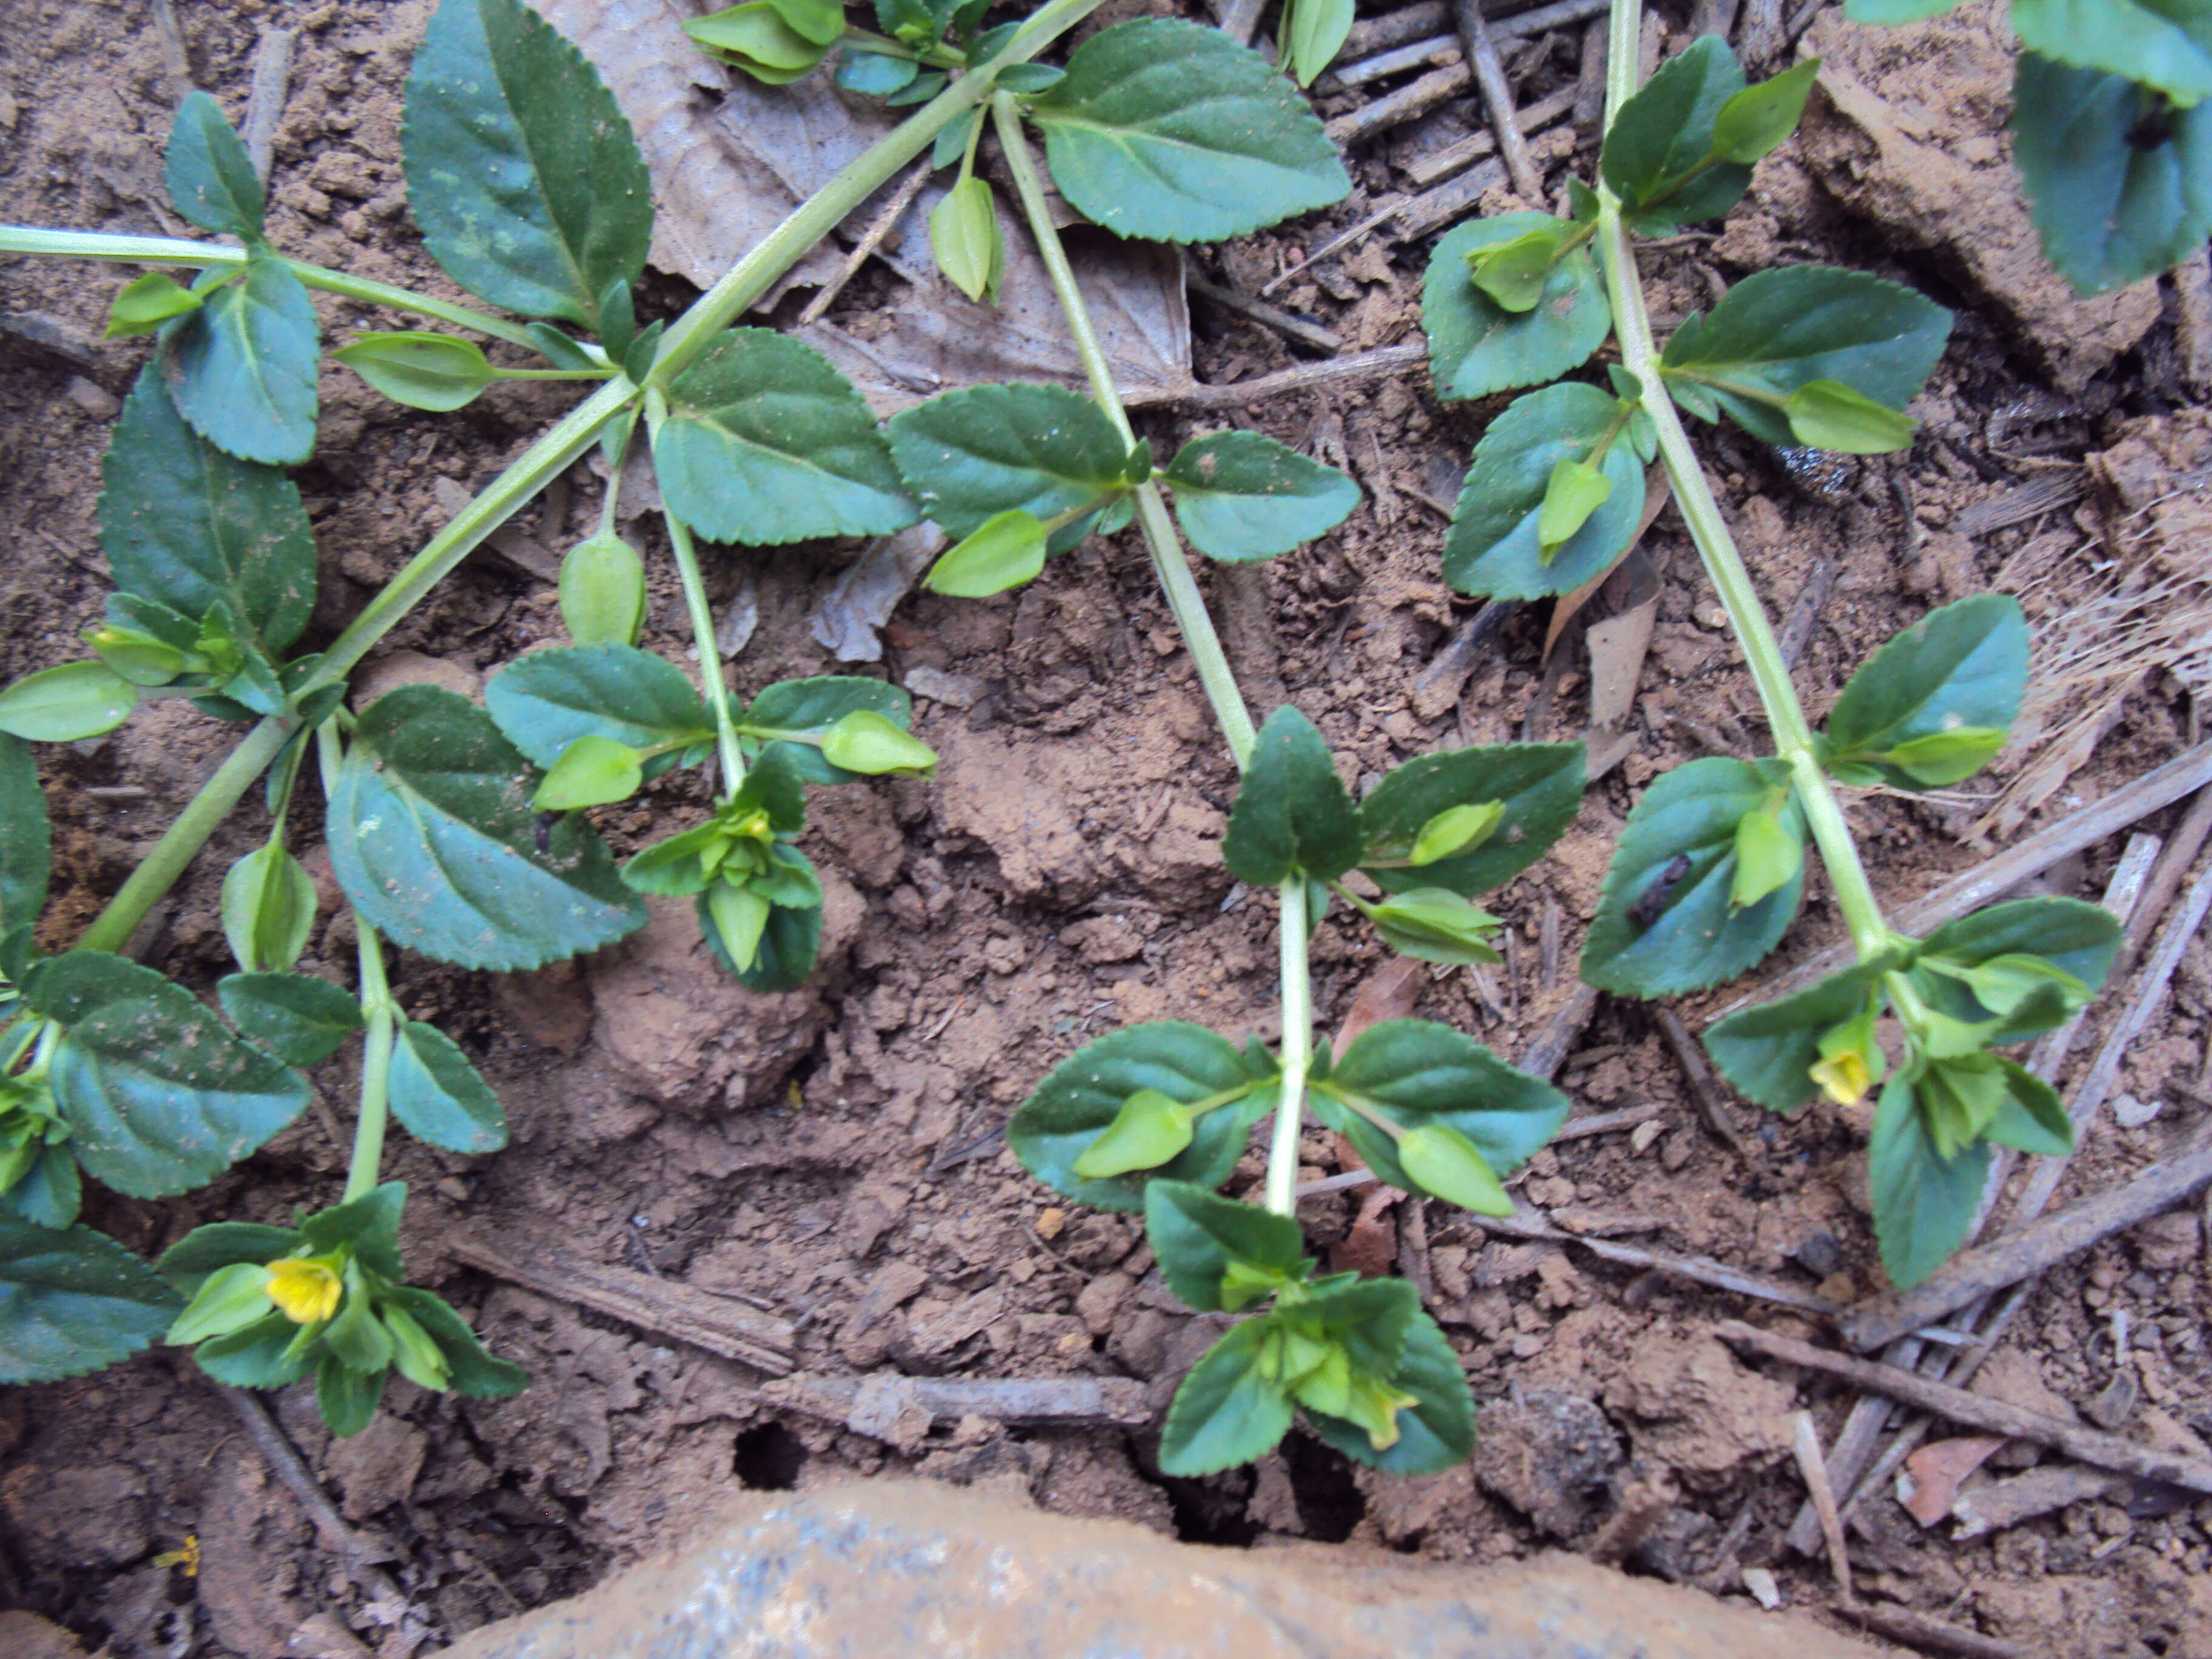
1313,1019 -> 1567,1198
335,331 -> 500,412
0,1216 -> 179,1384
1158,1319 -> 1292,1475
165,92 -> 264,240
99,370 -> 317,655
385,1285 -> 528,1396
161,258 -> 319,467
655,329 -> 915,545
0,663 -> 136,743
1303,1307 -> 1475,1473
1600,35 -> 1752,229
1,1148 -> 79,1230
1701,957 -> 1899,1111
837,47 -> 917,96
1443,384 -> 1646,600
2012,54 -> 2212,297
1423,214 -> 1611,402
740,676 -> 917,785
317,1355 -> 384,1437
159,1221 -> 303,1296
217,973 -> 365,1067
1919,897 -> 2122,1013
1221,706 -> 1362,885
1009,1022 -> 1272,1212
694,880 -> 820,991
1713,57 -> 1821,164
485,645 -> 712,769
298,1182 -> 406,1281
1161,431 -> 1358,562
887,383 -> 1129,540
1822,595 -> 2027,789
25,951 -> 310,1198
220,843 -> 317,974
1659,266 -> 1951,447
2013,0 -> 2212,103
1145,1181 -> 1307,1312
1983,1058 -> 2073,1156
390,1021 -> 507,1154
108,272 -> 209,341
328,686 -> 646,971
193,1313 -> 312,1388
1581,757 -> 1805,997
1027,18 -> 1350,244
0,734 -> 49,956
1871,1073 -> 1987,1289
403,0 -> 653,330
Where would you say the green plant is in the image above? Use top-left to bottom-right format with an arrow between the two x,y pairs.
1846,0 -> 2212,295
0,0 -> 1115,1425
1417,5 -> 2128,1290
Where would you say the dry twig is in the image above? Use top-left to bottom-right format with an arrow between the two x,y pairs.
1791,1410 -> 1853,1599
1452,0 -> 1545,199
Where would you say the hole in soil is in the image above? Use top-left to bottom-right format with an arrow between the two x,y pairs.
732,1423 -> 807,1490
1157,1467 -> 1259,1546
1281,1432 -> 1365,1543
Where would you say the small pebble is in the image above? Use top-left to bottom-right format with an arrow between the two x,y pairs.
2113,1093 -> 2164,1129
65,376 -> 121,420
1741,1566 -> 1783,1610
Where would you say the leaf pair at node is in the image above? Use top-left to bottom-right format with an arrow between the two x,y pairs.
1703,894 -> 2119,1285
1602,37 -> 1820,233
1145,1183 -> 1473,1476
161,1181 -> 526,1435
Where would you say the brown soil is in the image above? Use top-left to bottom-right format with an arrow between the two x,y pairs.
3,2 -> 2210,1657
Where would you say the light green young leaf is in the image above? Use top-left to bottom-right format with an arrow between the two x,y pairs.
532,735 -> 644,810
1535,455 -> 1613,561
0,1215 -> 179,1384
1357,888 -> 1503,967
329,686 -> 646,971
1281,0 -> 1356,89
383,1284 -> 528,1396
694,870 -> 821,991
818,709 -> 936,776
26,950 -> 310,1198
1659,266 -> 1951,447
1358,742 -> 1584,899
1026,18 -> 1350,244
216,973 -> 366,1068
390,1021 -> 508,1153
1983,1057 -> 2073,1157
0,663 -> 137,743
925,509 -> 1049,597
1144,1181 -> 1307,1312
1467,224 -> 1567,313
1784,378 -> 1919,453
99,369 -> 318,654
1221,706 -> 1362,886
1917,896 -> 2121,1030
1398,1124 -> 1511,1215
741,677 -> 917,785
1822,594 -> 2026,789
1409,801 -> 1504,867
485,644 -> 713,769
403,0 -> 654,330
686,1 -> 841,84
165,90 -> 266,240
2013,0 -> 2212,106
220,844 -> 318,974
1711,58 -> 1822,164
1161,431 -> 1359,563
1729,793 -> 1802,911
929,176 -> 1005,305
1600,35 -> 1753,229
1072,1088 -> 1195,1179
1423,213 -> 1611,402
887,382 -> 1128,540
161,258 -> 320,466
656,329 -> 916,545
105,272 -> 205,340
335,331 -> 498,412
1443,384 -> 1646,599
1302,1307 -> 1474,1474
1158,1320 -> 1293,1476
2011,53 -> 2212,297
558,531 -> 646,647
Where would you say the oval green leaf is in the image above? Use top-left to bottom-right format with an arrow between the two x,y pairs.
740,675 -> 916,785
929,175 -> 1005,304
925,509 -> 1049,597
220,843 -> 318,974
1315,1019 -> 1567,1196
1600,35 -> 1752,230
1144,1180 -> 1307,1312
0,662 -> 137,743
1822,594 -> 2027,789
886,382 -> 1129,540
1161,430 -> 1359,563
1423,213 -> 1612,402
0,1215 -> 179,1384
1443,383 -> 1646,600
161,258 -> 320,467
216,972 -> 367,1067
1357,742 -> 1584,898
485,644 -> 714,769
1158,1319 -> 1293,1476
558,531 -> 646,647
165,90 -> 265,240
532,734 -> 644,810
390,1020 -> 508,1153
334,330 -> 497,412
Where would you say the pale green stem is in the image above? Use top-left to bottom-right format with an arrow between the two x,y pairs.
1266,879 -> 1313,1216
315,722 -> 397,1205
1595,0 -> 1892,962
648,405 -> 748,796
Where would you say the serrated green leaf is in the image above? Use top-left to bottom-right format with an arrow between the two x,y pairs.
2014,0 -> 2212,104
99,369 -> 317,655
1659,266 -> 1951,447
1423,214 -> 1612,402
1221,706 -> 1362,885
1158,1319 -> 1293,1475
1712,57 -> 1822,164
403,0 -> 653,330
1027,18 -> 1350,244
1582,757 -> 1805,996
925,509 -> 1048,597
0,734 -> 50,950
216,973 -> 365,1067
1822,595 -> 2027,789
741,675 -> 916,785
106,271 -> 206,339
1702,957 -> 1897,1111
161,258 -> 319,467
1,1148 -> 80,1230
1281,0 -> 1355,88
1144,1180 -> 1307,1312
166,91 -> 265,240
1601,35 -> 1753,229
1358,742 -> 1583,898
158,1221 -> 304,1292
1009,1022 -> 1270,1212
300,1181 -> 407,1279
929,175 -> 1005,304
0,663 -> 136,743
1314,1019 -> 1567,1198
886,382 -> 1129,540
1443,384 -> 1646,600
1161,431 -> 1359,562
1785,378 -> 1919,453
26,951 -> 310,1197
2011,54 -> 2212,297
1871,1073 -> 1986,1289
335,331 -> 497,412
1918,896 -> 2121,1002
484,644 -> 712,770
220,843 -> 318,974
1303,1307 -> 1474,1473
385,1284 -> 528,1396
1983,1057 -> 2073,1156
329,685 -> 646,971
0,1216 -> 178,1383
655,329 -> 916,545
837,47 -> 919,96
316,1353 -> 386,1437
390,1021 -> 508,1154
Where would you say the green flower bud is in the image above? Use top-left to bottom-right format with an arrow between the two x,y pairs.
169,1262 -> 279,1345
1409,800 -> 1505,866
819,709 -> 937,777
1730,793 -> 1801,910
382,1301 -> 453,1392
704,879 -> 773,972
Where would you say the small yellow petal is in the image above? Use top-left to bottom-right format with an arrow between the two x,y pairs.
266,1257 -> 343,1325
1809,1050 -> 1870,1107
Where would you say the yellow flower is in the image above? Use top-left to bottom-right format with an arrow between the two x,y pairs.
265,1256 -> 343,1325
1809,1047 -> 1871,1107
152,1535 -> 200,1577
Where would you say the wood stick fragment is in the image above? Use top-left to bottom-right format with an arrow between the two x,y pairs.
1403,83 -> 1581,189
1324,35 -> 1463,90
768,1373 -> 1153,1432
1178,341 -> 1428,409
1717,1321 -> 2212,1494
1572,15 -> 1609,127
1452,0 -> 1545,200
1791,1410 -> 1853,1599
2117,785 -> 2212,975
799,159 -> 933,326
449,1233 -> 796,1375
1322,0 -> 1607,146
1949,1463 -> 2127,1541
1186,273 -> 1341,355
1834,1603 -> 2028,1659
1654,1005 -> 1760,1164
241,28 -> 296,184
1212,0 -> 1268,45
1774,556 -> 1835,670
1844,1130 -> 2212,1352
1342,0 -> 1453,57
